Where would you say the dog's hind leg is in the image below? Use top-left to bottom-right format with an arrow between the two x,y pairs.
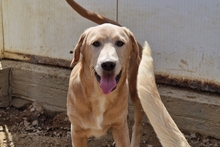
129,54 -> 144,147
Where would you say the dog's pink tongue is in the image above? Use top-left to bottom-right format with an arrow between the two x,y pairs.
100,75 -> 116,94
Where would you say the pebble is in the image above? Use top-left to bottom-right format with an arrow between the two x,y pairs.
190,133 -> 196,138
32,120 -> 38,127
203,138 -> 209,143
20,134 -> 27,138
142,140 -> 147,144
30,108 -> 35,112
24,120 -> 30,128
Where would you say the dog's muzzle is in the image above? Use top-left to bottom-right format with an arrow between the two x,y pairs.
95,70 -> 122,94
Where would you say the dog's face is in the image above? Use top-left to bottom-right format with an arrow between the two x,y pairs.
71,24 -> 139,94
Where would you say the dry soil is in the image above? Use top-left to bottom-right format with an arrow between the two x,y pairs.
0,102 -> 219,147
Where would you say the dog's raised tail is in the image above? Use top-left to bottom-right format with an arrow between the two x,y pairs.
137,41 -> 190,147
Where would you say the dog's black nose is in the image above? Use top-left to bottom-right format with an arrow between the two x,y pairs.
101,62 -> 116,71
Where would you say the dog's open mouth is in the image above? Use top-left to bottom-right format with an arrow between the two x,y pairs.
95,70 -> 122,94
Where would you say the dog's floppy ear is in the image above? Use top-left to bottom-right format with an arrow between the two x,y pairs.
70,29 -> 88,67
123,27 -> 140,64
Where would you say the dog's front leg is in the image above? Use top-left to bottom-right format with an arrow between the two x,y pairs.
71,127 -> 87,147
111,120 -> 130,147
71,134 -> 87,147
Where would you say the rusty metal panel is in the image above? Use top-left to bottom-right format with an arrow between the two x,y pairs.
2,0 -> 117,61
119,0 -> 220,92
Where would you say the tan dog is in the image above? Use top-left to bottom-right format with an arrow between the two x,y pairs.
66,1 -> 144,145
67,23 -> 143,147
66,1 -> 190,146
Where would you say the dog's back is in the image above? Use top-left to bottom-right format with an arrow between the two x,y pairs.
137,42 -> 190,147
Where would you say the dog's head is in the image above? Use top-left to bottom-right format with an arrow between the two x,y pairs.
71,23 -> 139,94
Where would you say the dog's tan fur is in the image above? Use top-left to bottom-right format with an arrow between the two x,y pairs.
66,1 -> 144,146
66,0 -> 190,146
67,24 -> 142,147
137,42 -> 190,147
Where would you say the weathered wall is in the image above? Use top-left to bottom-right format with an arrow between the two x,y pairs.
1,60 -> 70,111
1,60 -> 220,138
0,67 -> 10,107
1,0 -> 220,93
0,0 -> 4,59
2,0 -> 117,62
159,86 -> 220,139
118,0 -> 220,92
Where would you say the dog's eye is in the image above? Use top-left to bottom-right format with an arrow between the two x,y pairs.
116,41 -> 124,47
92,41 -> 101,47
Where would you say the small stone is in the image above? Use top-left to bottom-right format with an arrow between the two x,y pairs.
184,134 -> 190,139
203,138 -> 209,143
36,130 -> 41,134
112,142 -> 116,146
20,134 -> 27,138
24,120 -> 30,128
190,133 -> 196,138
30,108 -> 35,112
32,120 -> 38,127
26,126 -> 34,131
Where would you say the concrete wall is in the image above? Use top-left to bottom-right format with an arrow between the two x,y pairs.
159,86 -> 220,139
1,60 -> 70,111
0,67 -> 10,107
1,59 -> 220,138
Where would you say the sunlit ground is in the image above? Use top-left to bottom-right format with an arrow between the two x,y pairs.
0,125 -> 15,147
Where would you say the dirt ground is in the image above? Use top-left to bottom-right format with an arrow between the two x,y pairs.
0,102 -> 219,147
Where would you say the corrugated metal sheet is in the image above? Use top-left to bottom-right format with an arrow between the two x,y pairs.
1,0 -> 220,92
2,0 -> 117,61
119,0 -> 220,91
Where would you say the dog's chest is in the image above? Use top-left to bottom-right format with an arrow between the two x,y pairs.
81,95 -> 106,131
93,96 -> 106,130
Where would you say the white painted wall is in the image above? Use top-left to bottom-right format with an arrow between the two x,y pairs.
119,0 -> 220,84
2,0 -> 117,60
1,0 -> 220,85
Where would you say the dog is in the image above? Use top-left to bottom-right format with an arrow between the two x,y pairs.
66,1 -> 190,146
67,23 -> 143,147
